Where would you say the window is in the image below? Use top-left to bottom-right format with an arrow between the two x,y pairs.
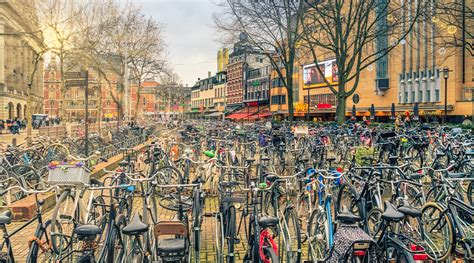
419,90 -> 423,102
404,92 -> 408,103
426,90 -> 431,102
435,90 -> 440,101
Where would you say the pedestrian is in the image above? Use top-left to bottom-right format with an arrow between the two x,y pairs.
395,115 -> 402,132
0,120 -> 4,135
404,114 -> 411,128
362,116 -> 369,126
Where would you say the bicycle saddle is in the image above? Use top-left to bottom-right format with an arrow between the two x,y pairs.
382,201 -> 404,222
337,206 -> 361,224
0,210 -> 12,225
398,202 -> 422,218
326,157 -> 336,162
157,238 -> 186,253
258,216 -> 279,228
260,156 -> 270,161
75,224 -> 101,241
122,213 -> 148,236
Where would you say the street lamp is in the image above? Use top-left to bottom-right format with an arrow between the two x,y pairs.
442,66 -> 450,124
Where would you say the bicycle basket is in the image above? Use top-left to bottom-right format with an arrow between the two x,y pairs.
47,165 -> 91,185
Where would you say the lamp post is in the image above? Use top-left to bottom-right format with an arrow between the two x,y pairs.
442,66 -> 450,124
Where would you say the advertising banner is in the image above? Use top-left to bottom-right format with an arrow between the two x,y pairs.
303,59 -> 338,89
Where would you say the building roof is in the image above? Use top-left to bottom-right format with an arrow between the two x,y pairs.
142,81 -> 160,87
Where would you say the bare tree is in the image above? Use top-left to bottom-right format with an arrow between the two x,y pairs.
300,0 -> 428,123
128,18 -> 167,118
215,0 -> 306,121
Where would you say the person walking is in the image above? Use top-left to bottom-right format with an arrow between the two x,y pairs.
395,115 -> 402,132
0,120 -> 4,135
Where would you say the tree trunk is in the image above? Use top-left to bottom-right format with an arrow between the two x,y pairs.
336,95 -> 346,124
133,81 -> 141,119
97,69 -> 102,133
59,58 -> 68,121
285,68 -> 295,122
287,86 -> 294,122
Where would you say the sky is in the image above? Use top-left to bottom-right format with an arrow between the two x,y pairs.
135,0 -> 222,87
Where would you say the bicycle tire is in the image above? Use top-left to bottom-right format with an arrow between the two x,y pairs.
307,209 -> 329,261
226,206 -> 237,263
468,181 -> 473,206
283,208 -> 301,263
263,246 -> 279,262
421,202 -> 454,261
215,213 -> 225,263
26,219 -> 54,262
50,190 -> 80,255
366,207 -> 383,239
192,187 -> 202,258
385,241 -> 413,263
335,182 -> 361,219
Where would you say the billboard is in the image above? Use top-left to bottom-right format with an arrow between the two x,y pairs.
303,59 -> 338,89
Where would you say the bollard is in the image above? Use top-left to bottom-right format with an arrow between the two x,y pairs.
12,138 -> 16,147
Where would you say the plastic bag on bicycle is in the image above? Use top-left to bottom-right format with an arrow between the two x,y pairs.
326,225 -> 381,263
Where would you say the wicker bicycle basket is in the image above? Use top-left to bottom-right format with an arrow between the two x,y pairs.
48,165 -> 91,186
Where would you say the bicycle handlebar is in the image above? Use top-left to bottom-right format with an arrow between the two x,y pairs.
0,185 -> 60,196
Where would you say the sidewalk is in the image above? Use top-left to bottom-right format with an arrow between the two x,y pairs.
0,130 -> 39,144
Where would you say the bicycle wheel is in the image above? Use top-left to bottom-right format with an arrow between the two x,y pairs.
263,192 -> 277,217
335,182 -> 361,218
467,181 -> 473,206
421,202 -> 454,261
283,208 -> 301,263
191,187 -> 202,260
50,190 -> 80,255
226,206 -> 237,263
385,242 -> 412,262
26,219 -> 54,262
154,166 -> 183,197
366,207 -> 383,239
307,209 -> 329,261
43,143 -> 70,162
99,213 -> 128,263
215,213 -> 225,263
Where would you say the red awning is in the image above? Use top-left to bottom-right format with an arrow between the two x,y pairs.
225,106 -> 260,119
226,113 -> 249,119
248,108 -> 271,119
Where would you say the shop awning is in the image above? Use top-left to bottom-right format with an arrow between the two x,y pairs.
249,108 -> 272,119
226,113 -> 249,119
225,106 -> 260,119
207,112 -> 223,117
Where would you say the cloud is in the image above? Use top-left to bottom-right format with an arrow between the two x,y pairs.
135,0 -> 221,86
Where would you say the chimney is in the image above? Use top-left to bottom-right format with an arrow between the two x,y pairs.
208,71 -> 211,78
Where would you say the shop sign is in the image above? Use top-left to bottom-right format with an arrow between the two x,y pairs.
294,102 -> 308,113
316,103 -> 332,109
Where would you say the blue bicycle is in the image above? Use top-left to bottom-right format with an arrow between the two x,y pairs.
306,169 -> 344,261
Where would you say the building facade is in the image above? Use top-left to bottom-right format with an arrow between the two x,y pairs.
0,2 -> 45,120
43,61 -> 120,122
